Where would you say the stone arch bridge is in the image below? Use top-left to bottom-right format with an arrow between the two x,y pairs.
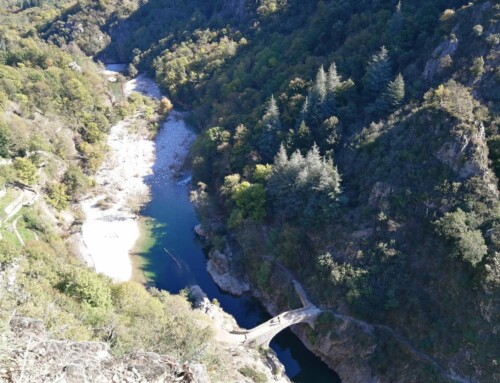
227,280 -> 322,348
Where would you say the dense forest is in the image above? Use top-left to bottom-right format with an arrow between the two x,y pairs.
1,0 -> 499,382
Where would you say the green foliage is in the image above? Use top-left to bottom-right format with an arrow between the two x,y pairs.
232,182 -> 266,221
470,57 -> 485,78
257,0 -> 286,16
378,73 -> 405,112
59,268 -> 113,308
47,182 -> 69,211
424,81 -> 476,121
154,29 -> 241,99
127,63 -> 138,77
472,24 -> 483,36
0,123 -> 10,158
299,63 -> 345,147
268,144 -> 340,225
253,164 -> 272,183
363,46 -> 392,100
111,282 -> 212,359
434,209 -> 488,267
13,157 -> 37,185
221,174 -> 266,227
3,0 -> 498,380
317,253 -> 366,286
238,366 -> 268,383
0,240 -> 19,268
258,95 -> 282,162
62,165 -> 89,199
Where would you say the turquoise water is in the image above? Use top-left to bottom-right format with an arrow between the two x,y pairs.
138,126 -> 341,382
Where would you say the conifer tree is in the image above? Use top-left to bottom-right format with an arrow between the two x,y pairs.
268,144 -> 341,225
299,95 -> 310,125
377,73 -> 405,113
363,46 -> 392,100
295,120 -> 313,151
258,95 -> 282,162
262,95 -> 281,131
386,73 -> 405,107
326,62 -> 341,93
313,65 -> 327,103
323,62 -> 341,118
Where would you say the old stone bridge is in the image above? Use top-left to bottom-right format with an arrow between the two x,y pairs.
227,280 -> 322,348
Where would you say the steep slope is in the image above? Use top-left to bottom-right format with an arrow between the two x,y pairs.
0,4 -> 289,383
3,0 -> 500,382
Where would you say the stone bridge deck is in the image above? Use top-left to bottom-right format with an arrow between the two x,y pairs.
227,278 -> 322,348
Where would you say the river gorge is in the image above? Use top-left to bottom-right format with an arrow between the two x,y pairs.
80,66 -> 341,382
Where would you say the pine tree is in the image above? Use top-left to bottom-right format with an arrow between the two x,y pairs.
269,144 -> 341,225
299,95 -> 310,125
388,1 -> 404,38
313,65 -> 327,103
326,62 -> 341,93
259,95 -> 282,162
262,95 -> 281,131
295,120 -> 313,151
377,73 -> 405,113
363,46 -> 392,100
387,73 -> 405,107
323,62 -> 341,118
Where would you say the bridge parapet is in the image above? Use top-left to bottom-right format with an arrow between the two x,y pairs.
241,306 -> 322,348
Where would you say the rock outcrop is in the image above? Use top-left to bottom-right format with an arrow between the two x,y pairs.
206,247 -> 250,296
2,317 -> 209,383
187,286 -> 290,383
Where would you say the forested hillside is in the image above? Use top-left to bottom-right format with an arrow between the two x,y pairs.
1,0 -> 499,382
0,3 -> 272,382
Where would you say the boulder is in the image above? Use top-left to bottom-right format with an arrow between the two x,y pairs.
194,224 -> 207,237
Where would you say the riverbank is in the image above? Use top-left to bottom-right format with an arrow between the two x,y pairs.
78,67 -> 158,282
79,66 -> 195,283
79,115 -> 155,282
79,66 -> 339,383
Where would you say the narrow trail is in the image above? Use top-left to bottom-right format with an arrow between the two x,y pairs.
12,216 -> 25,247
0,185 -> 39,246
269,259 -> 471,383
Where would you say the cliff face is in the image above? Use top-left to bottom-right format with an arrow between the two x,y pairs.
2,317 -> 209,383
1,302 -> 291,383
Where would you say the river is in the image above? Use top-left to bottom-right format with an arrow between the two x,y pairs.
137,112 -> 341,383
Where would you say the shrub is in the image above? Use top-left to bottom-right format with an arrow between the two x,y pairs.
0,123 -> 10,158
472,25 -> 483,36
62,165 -> 89,199
47,183 -> 69,211
470,57 -> 485,77
59,268 -> 112,308
13,157 -> 37,185
239,366 -> 268,383
0,240 -> 19,268
434,209 -> 488,267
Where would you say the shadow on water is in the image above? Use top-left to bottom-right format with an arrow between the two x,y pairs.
137,157 -> 340,382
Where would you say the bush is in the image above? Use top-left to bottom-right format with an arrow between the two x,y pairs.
0,240 -> 19,268
470,57 -> 485,77
13,157 -> 37,185
239,366 -> 268,383
47,183 -> 69,211
472,25 -> 483,36
434,209 -> 488,267
59,268 -> 112,308
0,123 -> 10,158
62,165 -> 89,198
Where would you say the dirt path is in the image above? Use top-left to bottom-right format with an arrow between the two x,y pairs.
0,185 -> 38,244
12,216 -> 25,247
